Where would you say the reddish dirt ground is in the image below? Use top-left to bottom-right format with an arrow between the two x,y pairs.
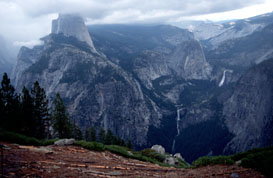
0,142 -> 266,178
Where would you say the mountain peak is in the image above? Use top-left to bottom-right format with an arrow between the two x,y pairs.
51,14 -> 97,53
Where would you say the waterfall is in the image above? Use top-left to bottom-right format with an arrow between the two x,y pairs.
177,108 -> 181,135
172,140 -> 176,154
219,69 -> 233,87
103,114 -> 108,131
219,70 -> 227,87
172,107 -> 182,154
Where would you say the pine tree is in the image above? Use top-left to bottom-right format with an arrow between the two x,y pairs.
126,139 -> 132,149
72,119 -> 82,140
52,93 -> 72,138
112,135 -> 119,145
0,73 -> 20,131
31,81 -> 49,139
99,128 -> 106,144
105,129 -> 114,145
85,127 -> 90,141
119,138 -> 125,147
0,87 -> 4,125
85,126 -> 97,142
90,126 -> 96,142
20,87 -> 35,136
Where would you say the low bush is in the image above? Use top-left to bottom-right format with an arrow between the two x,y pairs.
141,148 -> 166,162
105,145 -> 162,164
0,129 -> 58,146
232,148 -> 273,177
192,155 -> 234,167
105,145 -> 130,157
231,147 -> 273,161
75,140 -> 105,151
0,129 -> 42,145
191,146 -> 273,177
177,158 -> 189,168
42,139 -> 59,146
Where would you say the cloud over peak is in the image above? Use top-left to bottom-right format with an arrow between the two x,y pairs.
0,0 -> 271,48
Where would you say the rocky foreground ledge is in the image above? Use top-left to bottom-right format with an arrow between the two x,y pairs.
1,142 -> 265,178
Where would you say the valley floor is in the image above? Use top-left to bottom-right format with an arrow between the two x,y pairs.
0,142 -> 265,178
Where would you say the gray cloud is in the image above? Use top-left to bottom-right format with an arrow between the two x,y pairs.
0,0 -> 268,50
15,0 -> 265,21
18,0 -> 264,17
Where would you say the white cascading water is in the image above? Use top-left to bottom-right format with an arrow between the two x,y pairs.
171,140 -> 176,154
172,108 -> 182,154
219,70 -> 227,87
176,109 -> 181,135
219,69 -> 233,87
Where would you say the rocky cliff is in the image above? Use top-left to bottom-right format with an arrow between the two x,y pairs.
169,40 -> 211,80
90,25 -> 212,103
52,14 -> 97,53
11,45 -> 44,86
13,15 -> 162,147
12,13 -> 273,162
223,58 -> 273,153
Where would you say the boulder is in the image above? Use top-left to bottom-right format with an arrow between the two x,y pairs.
54,138 -> 75,146
235,160 -> 242,166
151,145 -> 165,155
174,153 -> 182,159
164,157 -> 177,165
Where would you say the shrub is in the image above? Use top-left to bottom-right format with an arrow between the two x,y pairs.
0,129 -> 42,146
105,145 -> 162,164
234,148 -> 273,177
231,147 -> 273,161
0,129 -> 57,146
105,145 -> 131,157
75,140 -> 105,152
177,158 -> 189,168
192,155 -> 234,167
241,150 -> 273,177
141,148 -> 166,162
42,139 -> 59,146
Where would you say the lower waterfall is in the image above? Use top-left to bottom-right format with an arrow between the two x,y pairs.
172,107 -> 182,154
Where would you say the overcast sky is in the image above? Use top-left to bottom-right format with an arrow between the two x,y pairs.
0,0 -> 273,48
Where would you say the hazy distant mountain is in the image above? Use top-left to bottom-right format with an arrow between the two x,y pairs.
183,12 -> 273,48
205,23 -> 273,68
0,36 -> 13,76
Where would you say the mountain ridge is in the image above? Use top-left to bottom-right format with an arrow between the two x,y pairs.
11,13 -> 273,162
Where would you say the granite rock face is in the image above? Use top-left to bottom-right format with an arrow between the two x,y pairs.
11,45 -> 44,86
13,15 -> 162,147
132,39 -> 212,92
12,13 -> 273,160
169,40 -> 211,80
91,25 -> 212,106
52,14 -> 97,53
14,36 -> 161,147
223,58 -> 273,153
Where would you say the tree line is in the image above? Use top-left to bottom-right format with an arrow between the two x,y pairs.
0,73 -> 130,147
